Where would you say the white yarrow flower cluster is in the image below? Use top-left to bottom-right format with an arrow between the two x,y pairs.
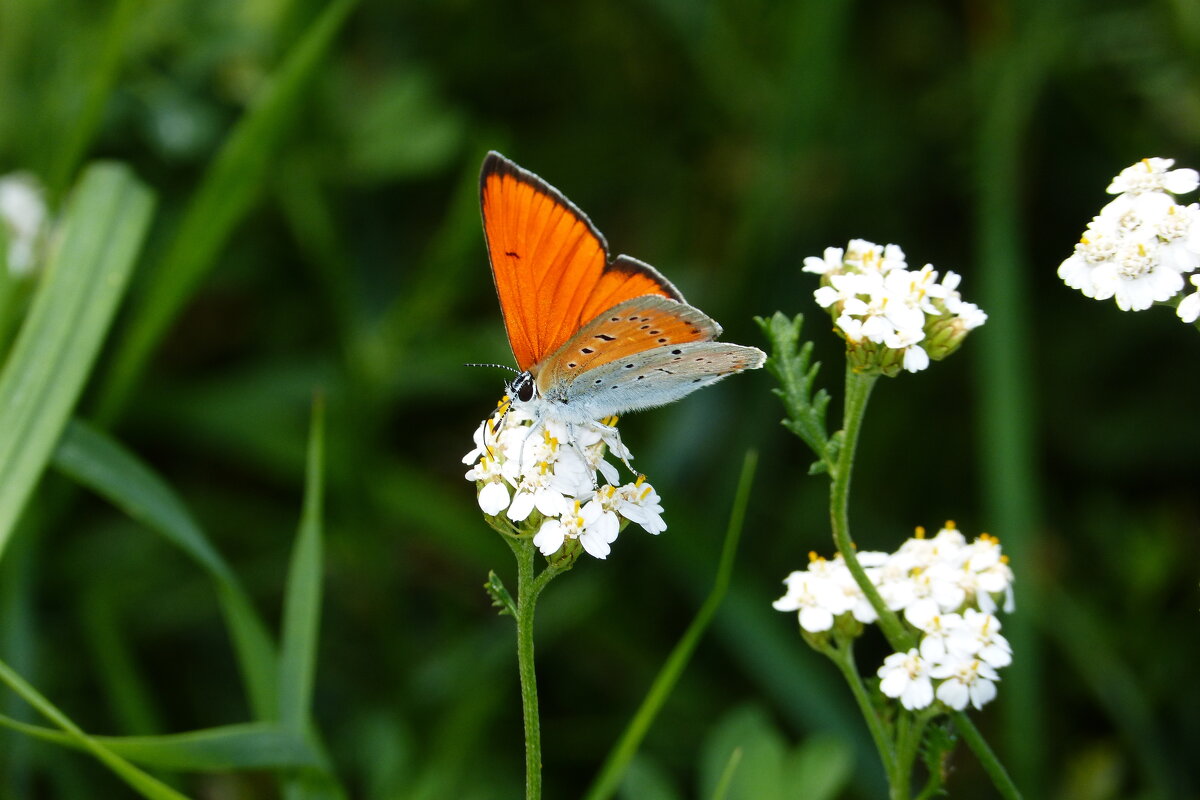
1058,157 -> 1200,314
774,523 -> 1014,712
464,399 -> 665,560
0,172 -> 49,277
805,239 -> 986,375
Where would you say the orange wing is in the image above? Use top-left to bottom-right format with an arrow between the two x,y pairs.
480,152 -> 684,371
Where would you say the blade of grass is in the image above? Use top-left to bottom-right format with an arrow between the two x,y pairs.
0,717 -> 318,771
0,161 -> 154,559
47,0 -> 140,199
52,418 -> 279,720
279,395 -> 325,732
0,658 -> 188,800
278,396 -> 343,799
0,517 -> 39,798
583,451 -> 757,800
93,0 -> 359,423
970,3 -> 1064,791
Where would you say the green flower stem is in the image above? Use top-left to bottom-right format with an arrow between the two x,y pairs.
893,709 -> 933,800
823,637 -> 896,787
830,367 -> 914,652
505,534 -> 565,800
952,712 -> 1021,800
831,365 -> 1020,799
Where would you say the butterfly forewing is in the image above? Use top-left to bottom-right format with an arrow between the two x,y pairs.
481,153 -> 683,371
534,295 -> 720,391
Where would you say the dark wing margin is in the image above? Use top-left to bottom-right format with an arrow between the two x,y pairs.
480,151 -> 689,369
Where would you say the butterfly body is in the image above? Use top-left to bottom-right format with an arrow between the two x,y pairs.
480,152 -> 764,427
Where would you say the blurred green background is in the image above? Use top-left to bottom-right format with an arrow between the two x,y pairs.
1,0 -> 1198,797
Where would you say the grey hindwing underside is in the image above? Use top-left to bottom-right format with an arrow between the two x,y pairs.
552,340 -> 766,420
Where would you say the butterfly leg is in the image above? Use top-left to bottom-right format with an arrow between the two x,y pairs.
597,418 -> 637,477
514,415 -> 544,479
562,422 -> 598,489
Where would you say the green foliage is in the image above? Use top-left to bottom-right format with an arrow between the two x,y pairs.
699,705 -> 853,800
52,418 -> 278,719
0,162 -> 154,555
0,718 -> 317,771
484,570 -> 517,617
918,721 -> 956,799
756,313 -> 835,474
94,0 -> 360,422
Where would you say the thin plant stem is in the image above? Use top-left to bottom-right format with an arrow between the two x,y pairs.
830,367 -> 913,652
894,709 -> 933,800
823,638 -> 896,785
507,534 -> 563,800
829,365 -> 1021,799
952,712 -> 1021,800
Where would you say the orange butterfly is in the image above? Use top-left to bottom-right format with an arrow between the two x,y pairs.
480,152 -> 764,426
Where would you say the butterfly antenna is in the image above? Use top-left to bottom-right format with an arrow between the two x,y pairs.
464,362 -> 520,374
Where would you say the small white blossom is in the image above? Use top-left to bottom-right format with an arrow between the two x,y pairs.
0,172 -> 48,276
1106,157 -> 1199,196
878,649 -> 934,710
930,657 -> 1000,711
773,570 -> 850,632
1177,274 -> 1200,323
608,478 -> 667,535
914,612 -> 968,662
959,609 -> 1012,668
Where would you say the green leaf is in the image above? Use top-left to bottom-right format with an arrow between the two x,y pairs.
755,313 -> 832,471
0,717 -> 318,771
616,756 -> 682,800
94,0 -> 360,422
0,162 -> 154,559
52,419 -> 279,720
699,706 -> 786,800
785,734 -> 853,800
483,570 -> 517,617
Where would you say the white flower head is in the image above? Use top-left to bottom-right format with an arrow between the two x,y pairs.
1061,159 -> 1200,311
807,239 -> 985,376
778,523 -> 1016,715
465,398 -> 665,561
0,172 -> 49,276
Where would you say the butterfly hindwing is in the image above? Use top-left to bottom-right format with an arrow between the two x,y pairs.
480,153 -> 683,371
551,341 -> 766,419
533,295 -> 720,391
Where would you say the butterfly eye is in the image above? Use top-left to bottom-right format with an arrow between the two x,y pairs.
512,373 -> 536,403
